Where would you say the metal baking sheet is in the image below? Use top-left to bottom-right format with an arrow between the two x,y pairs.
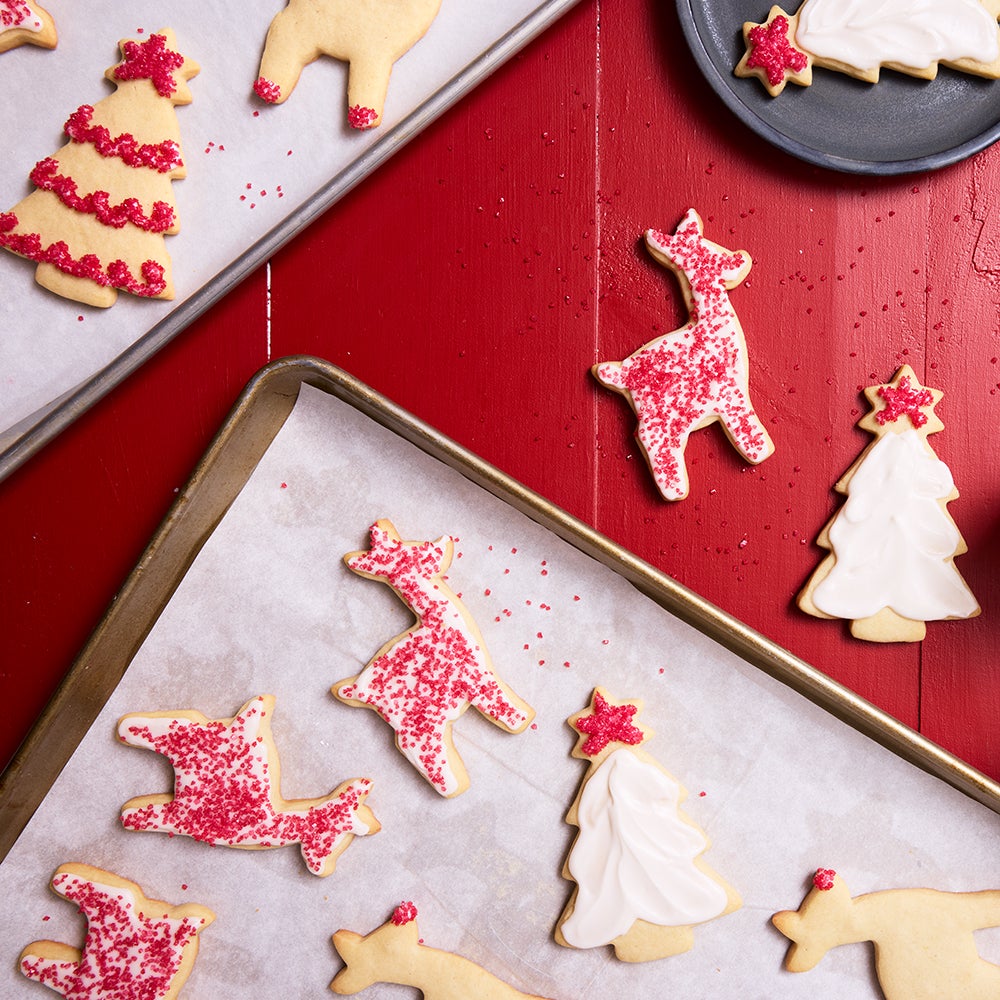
0,356 -> 997,998
677,0 -> 1000,174
0,0 -> 581,481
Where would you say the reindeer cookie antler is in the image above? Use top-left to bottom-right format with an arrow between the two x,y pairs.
594,208 -> 774,501
118,694 -> 378,876
773,868 -> 1000,999
19,864 -> 214,1000
334,519 -> 535,797
331,902 -> 555,999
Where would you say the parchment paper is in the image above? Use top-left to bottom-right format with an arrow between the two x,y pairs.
0,0 -> 570,452
0,382 -> 997,998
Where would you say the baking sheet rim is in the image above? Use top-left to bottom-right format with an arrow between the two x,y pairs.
2,353 -> 997,862
0,0 -> 584,483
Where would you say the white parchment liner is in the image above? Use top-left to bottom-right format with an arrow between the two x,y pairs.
0,383 -> 997,998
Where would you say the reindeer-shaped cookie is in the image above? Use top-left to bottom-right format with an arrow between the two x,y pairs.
334,519 -> 535,797
118,694 -> 378,876
773,868 -> 1000,999
594,208 -> 774,501
331,902 -> 555,998
253,0 -> 442,129
20,863 -> 214,1000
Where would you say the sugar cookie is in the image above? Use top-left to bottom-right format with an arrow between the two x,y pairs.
118,694 -> 378,876
773,868 -> 1000,1000
798,365 -> 980,643
19,863 -> 214,1000
254,0 -> 442,129
555,688 -> 741,962
593,208 -> 774,501
0,29 -> 198,306
333,519 -> 535,797
331,902 -> 555,998
737,0 -> 1000,94
0,0 -> 55,53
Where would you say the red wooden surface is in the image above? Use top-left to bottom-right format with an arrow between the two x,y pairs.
1,0 -> 998,786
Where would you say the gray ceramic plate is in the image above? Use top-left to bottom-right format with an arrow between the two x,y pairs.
676,0 -> 1000,174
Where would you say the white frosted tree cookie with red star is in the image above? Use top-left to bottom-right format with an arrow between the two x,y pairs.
333,519 -> 535,797
555,688 -> 741,963
0,29 -> 198,307
331,901 -> 556,998
798,365 -> 980,643
593,208 -> 774,501
253,0 -> 442,129
736,0 -> 1000,95
118,694 -> 379,876
19,863 -> 214,1000
773,868 -> 1000,1000
0,1 -> 56,54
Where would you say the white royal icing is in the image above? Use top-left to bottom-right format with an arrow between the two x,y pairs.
812,428 -> 979,622
0,1 -> 43,33
561,749 -> 728,948
795,0 -> 1000,71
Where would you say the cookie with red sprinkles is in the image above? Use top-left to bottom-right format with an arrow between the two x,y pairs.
19,863 -> 214,1000
0,29 -> 197,306
0,0 -> 56,54
117,694 -> 379,877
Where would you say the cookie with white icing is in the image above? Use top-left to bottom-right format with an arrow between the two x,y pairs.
798,366 -> 980,643
737,0 -> 1000,94
555,688 -> 741,962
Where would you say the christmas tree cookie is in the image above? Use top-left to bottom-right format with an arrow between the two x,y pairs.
19,863 -> 214,1000
331,902 -> 556,998
0,1 -> 56,54
736,0 -> 1000,95
555,688 -> 741,962
593,209 -> 774,501
333,519 -> 535,797
118,694 -> 379,876
799,366 -> 980,643
773,868 -> 1000,1000
0,29 -> 198,307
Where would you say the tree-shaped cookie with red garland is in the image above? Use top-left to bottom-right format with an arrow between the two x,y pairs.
555,688 -> 741,962
0,1 -> 56,54
331,902 -> 556,998
333,519 -> 535,798
19,863 -> 214,1000
799,365 -> 980,643
773,868 -> 1000,1000
0,29 -> 198,307
118,694 -> 379,876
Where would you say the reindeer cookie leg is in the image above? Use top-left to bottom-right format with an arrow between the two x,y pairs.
716,386 -> 775,466
254,6 -> 318,104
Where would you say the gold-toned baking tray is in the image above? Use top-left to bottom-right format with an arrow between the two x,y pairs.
3,354 -> 998,865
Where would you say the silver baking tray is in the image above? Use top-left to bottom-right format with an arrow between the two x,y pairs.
0,357 -> 1000,997
0,0 -> 582,481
